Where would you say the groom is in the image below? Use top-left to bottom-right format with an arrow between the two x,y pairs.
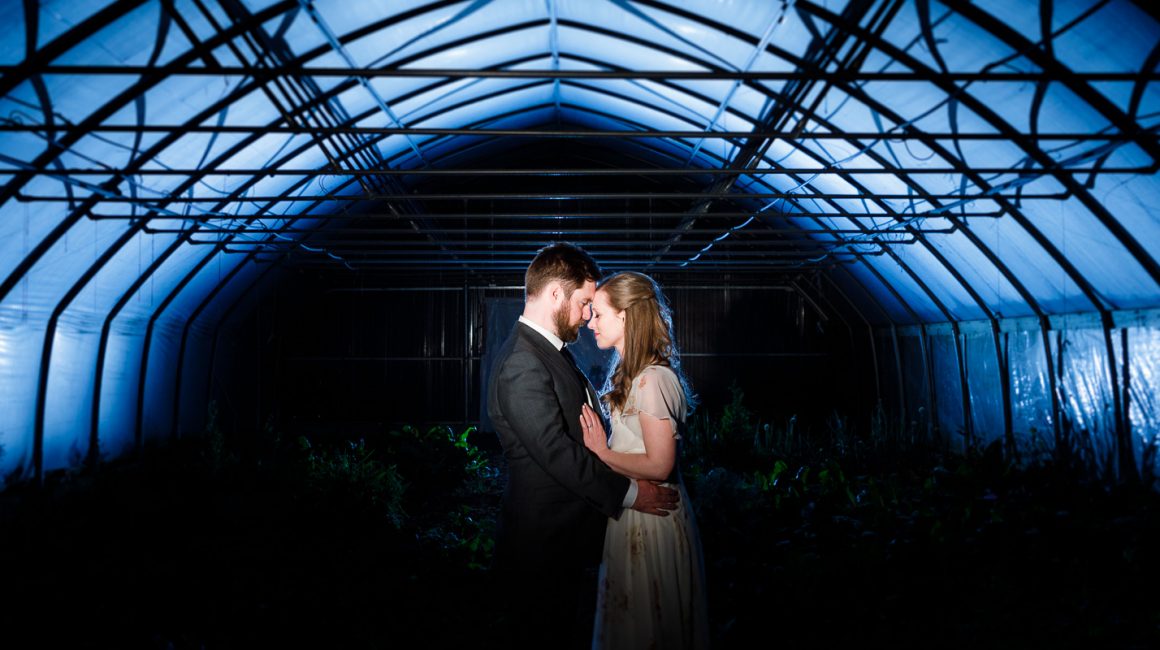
487,242 -> 678,648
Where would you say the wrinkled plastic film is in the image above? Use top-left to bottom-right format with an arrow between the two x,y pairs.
930,332 -> 966,445
1054,329 -> 1117,476
1008,330 -> 1055,458
964,331 -> 1005,448
899,334 -> 930,431
1127,326 -> 1160,479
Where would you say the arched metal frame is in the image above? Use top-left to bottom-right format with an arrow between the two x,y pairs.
0,0 -> 1156,482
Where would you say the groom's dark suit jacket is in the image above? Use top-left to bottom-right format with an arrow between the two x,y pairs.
488,322 -> 630,575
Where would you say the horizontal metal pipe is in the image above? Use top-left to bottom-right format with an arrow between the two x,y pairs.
91,209 -> 1004,220
276,260 -> 857,269
141,226 -> 954,235
209,237 -> 910,248
230,249 -> 875,258
322,285 -> 797,291
27,191 -> 1059,201
283,351 -> 826,362
2,65 -> 1154,81
288,356 -> 470,362
0,124 -> 1139,141
2,165 -> 1149,176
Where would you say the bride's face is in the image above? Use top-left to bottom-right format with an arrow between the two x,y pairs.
588,289 -> 625,352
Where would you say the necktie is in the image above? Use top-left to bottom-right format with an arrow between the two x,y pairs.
560,346 -> 577,367
561,347 -> 596,407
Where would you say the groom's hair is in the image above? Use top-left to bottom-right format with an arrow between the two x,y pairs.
525,242 -> 602,300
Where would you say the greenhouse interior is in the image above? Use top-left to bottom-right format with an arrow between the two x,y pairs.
1,0 -> 1158,647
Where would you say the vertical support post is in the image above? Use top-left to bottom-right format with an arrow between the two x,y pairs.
1122,327 -> 1133,479
256,282 -> 263,436
32,339 -> 45,485
869,323 -> 881,406
890,324 -> 906,421
951,321 -> 972,451
463,282 -> 471,428
992,321 -> 1015,460
920,323 -> 938,441
1103,312 -> 1135,481
1056,326 -> 1071,459
269,275 -> 280,436
1040,318 -> 1063,458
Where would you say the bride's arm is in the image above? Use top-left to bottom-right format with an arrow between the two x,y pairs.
581,404 -> 676,481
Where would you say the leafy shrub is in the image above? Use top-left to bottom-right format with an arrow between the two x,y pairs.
378,425 -> 491,498
373,424 -> 500,569
416,504 -> 497,571
298,436 -> 407,526
685,382 -> 778,472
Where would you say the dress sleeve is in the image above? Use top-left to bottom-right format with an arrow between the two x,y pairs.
634,366 -> 686,437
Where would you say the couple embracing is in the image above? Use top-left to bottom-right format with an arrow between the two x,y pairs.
487,243 -> 710,649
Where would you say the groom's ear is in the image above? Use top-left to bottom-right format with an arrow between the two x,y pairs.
546,280 -> 563,305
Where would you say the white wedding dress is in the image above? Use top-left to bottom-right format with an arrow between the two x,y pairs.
592,365 -> 710,649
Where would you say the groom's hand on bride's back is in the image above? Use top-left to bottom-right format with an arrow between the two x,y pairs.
630,480 -> 679,516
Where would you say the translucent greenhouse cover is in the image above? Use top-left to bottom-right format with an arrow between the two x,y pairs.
0,0 -> 1157,484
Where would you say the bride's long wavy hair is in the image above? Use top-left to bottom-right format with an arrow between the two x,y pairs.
598,272 -> 697,415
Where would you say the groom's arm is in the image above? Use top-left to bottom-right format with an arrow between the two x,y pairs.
496,349 -> 630,518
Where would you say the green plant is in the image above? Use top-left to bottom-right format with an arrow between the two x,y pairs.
684,382 -> 782,472
369,424 -> 501,569
381,425 -> 486,495
298,436 -> 407,526
719,381 -> 756,440
417,504 -> 497,571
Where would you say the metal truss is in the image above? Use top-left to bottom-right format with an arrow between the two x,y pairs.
7,166 -> 1149,176
4,64 -> 1156,82
0,124 -> 1141,141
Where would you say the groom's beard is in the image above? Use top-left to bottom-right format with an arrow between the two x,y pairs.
553,304 -> 581,343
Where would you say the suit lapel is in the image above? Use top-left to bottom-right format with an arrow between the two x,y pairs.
516,322 -> 578,380
561,347 -> 599,408
515,322 -> 593,417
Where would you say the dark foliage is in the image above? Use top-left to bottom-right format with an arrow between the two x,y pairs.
0,410 -> 503,648
1,393 -> 1158,649
683,390 -> 1160,649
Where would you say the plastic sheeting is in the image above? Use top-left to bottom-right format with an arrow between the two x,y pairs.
929,330 -> 967,444
899,333 -> 931,431
0,1 -> 1158,485
1127,326 -> 1160,479
1007,329 -> 1055,458
894,310 -> 1160,479
1054,327 -> 1118,473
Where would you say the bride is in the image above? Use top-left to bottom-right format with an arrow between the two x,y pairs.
579,271 -> 710,649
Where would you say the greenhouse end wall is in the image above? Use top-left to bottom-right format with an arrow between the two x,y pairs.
879,309 -> 1160,480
